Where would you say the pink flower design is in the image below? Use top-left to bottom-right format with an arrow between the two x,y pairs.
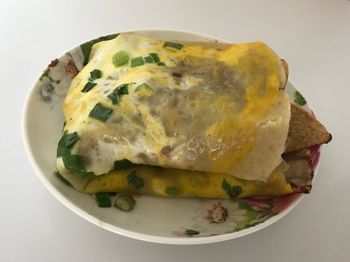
48,58 -> 59,67
65,60 -> 79,78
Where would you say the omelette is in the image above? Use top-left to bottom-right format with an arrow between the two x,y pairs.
56,33 -> 331,199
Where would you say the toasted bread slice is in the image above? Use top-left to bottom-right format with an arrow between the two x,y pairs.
286,104 -> 331,153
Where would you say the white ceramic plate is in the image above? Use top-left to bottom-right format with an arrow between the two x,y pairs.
22,29 -> 319,244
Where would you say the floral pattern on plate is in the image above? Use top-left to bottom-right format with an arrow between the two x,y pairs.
35,34 -> 119,108
172,144 -> 320,237
172,195 -> 288,237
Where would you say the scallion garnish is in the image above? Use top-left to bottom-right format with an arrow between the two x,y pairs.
89,69 -> 102,81
112,50 -> 129,67
114,194 -> 136,211
157,62 -> 166,67
54,171 -> 73,187
113,159 -> 136,169
57,132 -> 79,157
89,103 -> 113,122
62,154 -> 85,173
144,55 -> 154,63
107,84 -> 129,104
57,132 -> 94,178
130,57 -> 144,67
94,192 -> 112,208
221,179 -> 242,198
163,41 -> 184,50
185,229 -> 199,236
165,186 -> 179,196
149,53 -> 160,63
62,154 -> 95,178
127,171 -> 144,189
81,82 -> 97,93
81,33 -> 119,65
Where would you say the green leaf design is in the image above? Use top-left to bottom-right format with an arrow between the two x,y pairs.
234,202 -> 259,231
39,68 -> 60,84
81,34 -> 119,65
294,91 -> 307,106
238,202 -> 256,212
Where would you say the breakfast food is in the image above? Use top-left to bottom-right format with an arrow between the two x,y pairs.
55,33 -> 331,200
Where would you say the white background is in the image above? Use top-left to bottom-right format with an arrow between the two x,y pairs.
1,0 -> 350,261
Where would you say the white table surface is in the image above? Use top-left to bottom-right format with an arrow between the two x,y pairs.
1,0 -> 350,261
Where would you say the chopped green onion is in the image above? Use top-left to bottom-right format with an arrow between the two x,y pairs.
157,62 -> 166,67
89,69 -> 102,81
54,171 -> 73,187
294,91 -> 307,106
108,192 -> 118,196
81,33 -> 119,65
149,53 -> 160,63
163,41 -> 184,50
185,229 -> 199,236
57,132 -> 79,157
144,55 -> 154,63
114,194 -> 136,211
113,159 -> 136,169
107,84 -> 129,104
134,83 -> 153,92
89,103 -> 113,122
61,153 -> 94,178
229,186 -> 242,198
62,153 -> 95,178
62,154 -> 85,175
127,171 -> 144,189
130,57 -> 144,67
221,179 -> 242,198
57,132 -> 94,178
112,50 -> 129,67
94,192 -> 112,208
81,82 -> 97,93
165,186 -> 179,196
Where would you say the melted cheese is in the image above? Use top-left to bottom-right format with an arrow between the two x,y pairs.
59,34 -> 289,181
